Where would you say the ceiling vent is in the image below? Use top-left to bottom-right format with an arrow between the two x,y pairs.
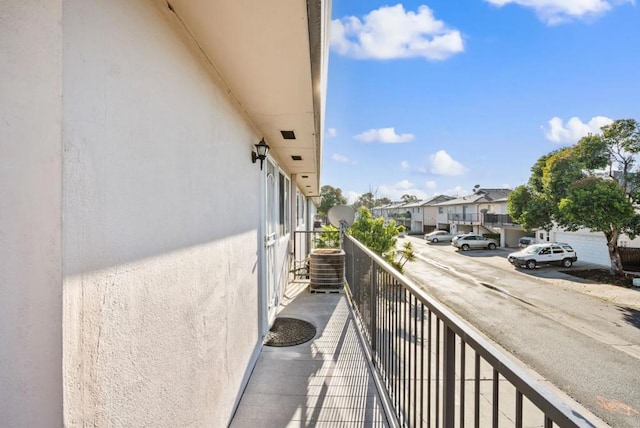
301,175 -> 309,178
281,130 -> 296,140
291,155 -> 303,161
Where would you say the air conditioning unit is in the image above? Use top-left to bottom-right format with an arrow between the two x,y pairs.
309,248 -> 345,291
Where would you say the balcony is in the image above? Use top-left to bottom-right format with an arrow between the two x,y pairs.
231,232 -> 597,427
484,213 -> 519,227
447,213 -> 479,225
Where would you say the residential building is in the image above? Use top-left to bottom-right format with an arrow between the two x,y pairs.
419,194 -> 456,233
0,1 -> 330,426
434,188 -> 525,246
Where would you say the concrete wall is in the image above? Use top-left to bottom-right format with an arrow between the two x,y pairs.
0,1 -> 64,426
61,1 -> 262,426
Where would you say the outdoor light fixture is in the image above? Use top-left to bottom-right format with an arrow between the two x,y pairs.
252,138 -> 270,170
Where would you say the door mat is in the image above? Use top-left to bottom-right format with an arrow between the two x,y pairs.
264,317 -> 316,347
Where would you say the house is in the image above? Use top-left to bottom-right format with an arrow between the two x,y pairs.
0,1 -> 330,426
434,188 -> 525,246
419,194 -> 456,233
400,199 -> 424,233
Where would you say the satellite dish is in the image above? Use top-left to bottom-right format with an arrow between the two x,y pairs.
328,205 -> 355,231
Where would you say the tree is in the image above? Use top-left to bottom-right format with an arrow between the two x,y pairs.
347,206 -> 416,272
352,192 -> 374,210
318,185 -> 347,215
401,194 -> 418,203
348,207 -> 401,256
507,119 -> 640,276
374,197 -> 392,206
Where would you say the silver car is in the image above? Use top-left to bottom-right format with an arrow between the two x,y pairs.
451,234 -> 498,251
424,230 -> 455,243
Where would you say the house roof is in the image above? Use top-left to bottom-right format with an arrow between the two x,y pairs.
419,194 -> 455,206
435,188 -> 512,206
402,200 -> 424,208
166,0 -> 330,201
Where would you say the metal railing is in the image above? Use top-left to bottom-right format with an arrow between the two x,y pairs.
484,213 -> 518,227
447,213 -> 479,224
342,234 -> 595,428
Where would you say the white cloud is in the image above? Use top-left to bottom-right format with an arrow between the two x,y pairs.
427,150 -> 467,176
378,180 -> 430,201
327,128 -> 337,137
444,185 -> 466,196
425,181 -> 437,189
485,0 -> 632,25
332,153 -> 350,163
543,116 -> 613,143
331,4 -> 464,61
354,127 -> 415,143
401,161 -> 410,170
345,191 -> 361,204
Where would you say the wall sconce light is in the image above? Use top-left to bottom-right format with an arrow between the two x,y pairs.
252,138 -> 270,170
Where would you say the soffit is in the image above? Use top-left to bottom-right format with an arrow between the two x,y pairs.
167,0 -> 323,198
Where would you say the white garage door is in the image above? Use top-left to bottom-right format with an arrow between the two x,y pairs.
553,232 -> 610,267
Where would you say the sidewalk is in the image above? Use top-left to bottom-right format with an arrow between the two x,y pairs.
229,282 -> 390,427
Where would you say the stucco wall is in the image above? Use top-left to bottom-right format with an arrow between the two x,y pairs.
0,1 -> 63,426
62,1 -> 262,426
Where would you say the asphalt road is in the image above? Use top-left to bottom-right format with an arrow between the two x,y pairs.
400,236 -> 640,428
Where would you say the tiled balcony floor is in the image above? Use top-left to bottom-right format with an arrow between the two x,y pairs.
230,282 -> 390,427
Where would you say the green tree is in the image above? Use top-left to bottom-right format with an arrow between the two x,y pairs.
318,185 -> 347,215
508,119 -> 640,276
374,197 -> 392,206
388,241 -> 416,273
352,192 -> 374,210
401,194 -> 418,203
348,207 -> 400,256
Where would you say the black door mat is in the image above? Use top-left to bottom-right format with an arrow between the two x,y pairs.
264,317 -> 316,347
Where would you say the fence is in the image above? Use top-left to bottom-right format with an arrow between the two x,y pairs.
619,247 -> 640,271
342,233 -> 594,428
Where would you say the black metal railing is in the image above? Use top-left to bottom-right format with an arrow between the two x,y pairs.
447,213 -> 479,224
484,213 -> 518,226
342,234 -> 594,428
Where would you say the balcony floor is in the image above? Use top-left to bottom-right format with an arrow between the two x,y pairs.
230,281 -> 390,427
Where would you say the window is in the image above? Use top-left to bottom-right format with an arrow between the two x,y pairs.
540,248 -> 551,255
439,207 -> 443,214
278,174 -> 290,236
296,191 -> 305,226
552,247 -> 564,254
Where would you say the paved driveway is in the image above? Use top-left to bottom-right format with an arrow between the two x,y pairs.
400,236 -> 640,428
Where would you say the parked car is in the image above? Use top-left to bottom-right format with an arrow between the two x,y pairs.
451,234 -> 498,251
424,230 -> 455,243
508,243 -> 577,269
518,236 -> 536,248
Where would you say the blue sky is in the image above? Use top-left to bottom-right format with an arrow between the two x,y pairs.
322,0 -> 640,202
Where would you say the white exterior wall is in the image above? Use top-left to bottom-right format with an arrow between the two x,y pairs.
58,1 -> 261,426
3,1 -> 318,425
0,2 -> 63,426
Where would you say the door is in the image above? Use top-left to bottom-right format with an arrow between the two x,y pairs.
264,159 -> 279,324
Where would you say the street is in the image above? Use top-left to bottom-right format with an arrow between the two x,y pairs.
400,236 -> 640,428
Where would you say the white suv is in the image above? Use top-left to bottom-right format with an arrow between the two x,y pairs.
507,243 -> 577,269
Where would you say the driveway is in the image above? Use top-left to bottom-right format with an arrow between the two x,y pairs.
400,236 -> 640,428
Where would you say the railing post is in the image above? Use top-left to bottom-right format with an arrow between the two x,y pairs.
370,263 -> 377,361
443,325 -> 456,427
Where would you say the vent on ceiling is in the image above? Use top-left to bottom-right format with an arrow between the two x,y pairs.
291,155 -> 303,161
281,130 -> 296,140
301,175 -> 309,178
